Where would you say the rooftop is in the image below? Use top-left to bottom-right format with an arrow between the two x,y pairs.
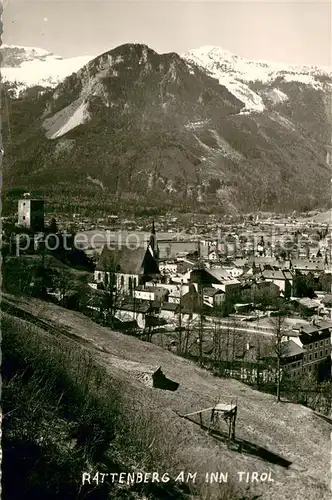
291,259 -> 325,271
262,270 -> 293,280
293,319 -> 332,335
161,302 -> 179,311
321,294 -> 332,305
96,244 -> 159,275
203,287 -> 224,297
281,340 -> 305,359
139,286 -> 169,293
293,297 -> 319,309
206,267 -> 229,282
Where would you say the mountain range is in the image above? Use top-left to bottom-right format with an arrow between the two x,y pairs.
2,43 -> 332,215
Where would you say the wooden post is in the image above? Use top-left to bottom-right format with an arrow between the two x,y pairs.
208,409 -> 214,433
228,415 -> 232,442
199,412 -> 203,428
199,288 -> 204,367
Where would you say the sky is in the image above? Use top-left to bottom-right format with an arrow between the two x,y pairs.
1,0 -> 331,67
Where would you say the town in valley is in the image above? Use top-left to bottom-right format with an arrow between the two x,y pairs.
2,196 -> 331,403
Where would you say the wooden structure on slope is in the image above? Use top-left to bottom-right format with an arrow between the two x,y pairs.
176,398 -> 238,442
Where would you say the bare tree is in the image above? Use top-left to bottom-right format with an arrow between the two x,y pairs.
270,312 -> 286,402
212,315 -> 222,365
225,318 -> 231,377
55,268 -> 73,306
144,300 -> 154,342
143,297 -> 163,343
256,337 -> 262,388
177,285 -> 183,355
4,257 -> 35,295
198,288 -> 204,367
181,316 -> 197,356
101,258 -> 121,325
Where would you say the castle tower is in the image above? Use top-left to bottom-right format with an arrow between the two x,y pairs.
18,194 -> 44,232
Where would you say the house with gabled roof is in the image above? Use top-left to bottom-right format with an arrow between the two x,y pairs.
283,318 -> 332,380
280,340 -> 306,379
240,276 -> 280,304
248,256 -> 282,272
190,267 -> 241,301
133,285 -> 169,303
261,269 -> 294,298
290,259 -> 325,274
202,287 -> 225,308
291,297 -> 320,316
320,294 -> 332,316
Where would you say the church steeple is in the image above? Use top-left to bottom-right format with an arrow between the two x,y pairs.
148,219 -> 159,260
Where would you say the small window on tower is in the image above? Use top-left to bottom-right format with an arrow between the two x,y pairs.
23,216 -> 26,220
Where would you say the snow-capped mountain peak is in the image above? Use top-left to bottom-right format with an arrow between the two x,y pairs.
1,44 -> 55,60
184,45 -> 332,79
182,45 -> 332,114
187,45 -> 240,65
0,44 -> 96,93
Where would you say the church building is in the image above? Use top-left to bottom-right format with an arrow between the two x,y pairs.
94,222 -> 160,295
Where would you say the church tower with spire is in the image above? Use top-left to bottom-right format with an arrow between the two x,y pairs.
148,220 -> 159,261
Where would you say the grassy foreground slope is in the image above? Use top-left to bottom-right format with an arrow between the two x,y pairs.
2,293 -> 331,500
